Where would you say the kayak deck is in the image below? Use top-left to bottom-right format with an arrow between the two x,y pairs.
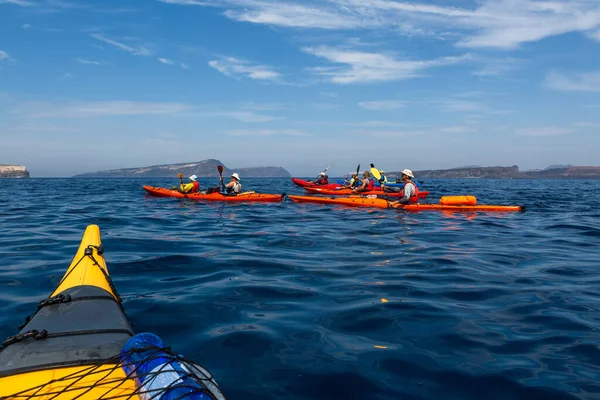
0,225 -> 225,400
144,185 -> 284,202
288,195 -> 523,212
302,187 -> 430,199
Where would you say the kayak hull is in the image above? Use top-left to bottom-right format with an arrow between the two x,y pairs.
396,204 -> 524,212
302,187 -> 430,199
290,178 -> 342,190
0,225 -> 137,399
288,195 -> 392,209
144,185 -> 284,202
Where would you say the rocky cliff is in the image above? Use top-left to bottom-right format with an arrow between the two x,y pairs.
72,159 -> 291,178
0,165 -> 30,178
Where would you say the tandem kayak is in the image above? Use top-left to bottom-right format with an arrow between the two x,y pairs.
291,178 -> 342,190
288,195 -> 524,212
335,179 -> 421,189
144,185 -> 284,202
302,186 -> 430,199
0,224 -> 226,399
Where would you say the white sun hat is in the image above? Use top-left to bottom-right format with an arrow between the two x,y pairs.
401,169 -> 414,178
189,175 -> 198,181
231,172 -> 240,181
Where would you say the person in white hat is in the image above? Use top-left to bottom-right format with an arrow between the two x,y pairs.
178,173 -> 200,193
221,172 -> 242,195
313,171 -> 329,185
391,169 -> 420,205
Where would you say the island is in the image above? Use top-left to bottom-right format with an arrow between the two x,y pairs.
72,159 -> 292,178
0,165 -> 30,178
384,165 -> 600,180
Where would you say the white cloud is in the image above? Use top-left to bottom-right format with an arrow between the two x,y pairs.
208,56 -> 282,82
158,57 -> 174,65
21,23 -> 31,29
517,127 -> 574,137
473,58 -> 524,77
304,46 -> 468,84
0,0 -> 32,5
358,100 -> 406,110
180,63 -> 191,70
20,100 -> 191,118
90,33 -> 151,56
438,100 -> 485,112
158,0 -> 600,50
320,92 -> 338,98
76,58 -> 103,65
227,129 -> 307,136
0,50 -> 12,61
545,71 -> 600,93
212,111 -> 283,123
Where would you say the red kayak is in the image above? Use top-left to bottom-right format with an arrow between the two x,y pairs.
291,177 -> 343,190
302,186 -> 430,199
143,186 -> 284,202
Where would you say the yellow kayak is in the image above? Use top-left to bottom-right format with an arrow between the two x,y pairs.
0,225 -> 226,399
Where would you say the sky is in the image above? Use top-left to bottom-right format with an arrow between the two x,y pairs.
1,0 -> 599,177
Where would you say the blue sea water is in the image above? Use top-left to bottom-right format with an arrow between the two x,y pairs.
0,177 -> 599,400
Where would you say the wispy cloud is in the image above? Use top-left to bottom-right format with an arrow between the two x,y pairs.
19,100 -> 192,118
304,46 -> 468,84
227,129 -> 307,136
211,111 -> 283,123
545,71 -> 600,93
0,50 -> 13,61
517,127 -> 574,137
208,56 -> 282,82
0,0 -> 33,6
320,92 -> 338,98
90,33 -> 152,56
158,0 -> 600,50
438,100 -> 485,112
76,58 -> 104,65
157,57 -> 174,65
359,100 -> 406,110
473,57 -> 524,77
180,63 -> 191,70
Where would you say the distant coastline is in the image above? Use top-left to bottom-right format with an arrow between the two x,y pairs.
72,159 -> 292,178
385,165 -> 600,180
0,165 -> 30,178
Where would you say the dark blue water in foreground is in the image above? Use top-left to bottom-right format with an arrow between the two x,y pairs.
1,178 -> 599,399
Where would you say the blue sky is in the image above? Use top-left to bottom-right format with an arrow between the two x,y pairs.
1,0 -> 599,177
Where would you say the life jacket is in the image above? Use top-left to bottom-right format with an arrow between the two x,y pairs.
227,181 -> 242,195
400,181 -> 419,203
367,178 -> 374,191
192,181 -> 200,192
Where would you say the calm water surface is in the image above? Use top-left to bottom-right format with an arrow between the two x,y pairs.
0,177 -> 599,399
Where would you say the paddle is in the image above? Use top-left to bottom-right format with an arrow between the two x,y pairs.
218,165 -> 225,192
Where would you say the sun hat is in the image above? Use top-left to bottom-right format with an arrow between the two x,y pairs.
401,169 -> 414,178
319,172 -> 326,176
231,172 -> 240,181
189,175 -> 198,181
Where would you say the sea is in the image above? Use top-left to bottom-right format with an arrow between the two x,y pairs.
0,177 -> 599,400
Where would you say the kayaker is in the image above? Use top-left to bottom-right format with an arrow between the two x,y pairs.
391,169 -> 420,204
179,174 -> 200,193
313,172 -> 329,185
221,172 -> 242,195
378,170 -> 388,184
353,171 -> 374,192
342,172 -> 359,189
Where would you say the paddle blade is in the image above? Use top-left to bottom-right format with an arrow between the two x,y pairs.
356,164 -> 360,175
218,165 -> 223,174
370,166 -> 381,181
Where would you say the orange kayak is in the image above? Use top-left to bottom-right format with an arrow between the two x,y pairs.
288,195 -> 393,209
398,204 -> 524,212
288,195 -> 524,212
302,187 -> 430,199
143,185 -> 284,202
